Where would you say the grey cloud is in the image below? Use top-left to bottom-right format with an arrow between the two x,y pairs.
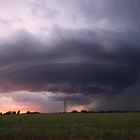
28,0 -> 140,31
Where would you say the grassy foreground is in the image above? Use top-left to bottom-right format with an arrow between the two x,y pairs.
0,113 -> 140,140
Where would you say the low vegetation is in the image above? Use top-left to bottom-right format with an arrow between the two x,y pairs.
0,113 -> 140,140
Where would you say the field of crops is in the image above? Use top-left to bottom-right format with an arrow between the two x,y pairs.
0,113 -> 140,140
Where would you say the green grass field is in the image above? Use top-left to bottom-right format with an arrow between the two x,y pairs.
0,113 -> 140,140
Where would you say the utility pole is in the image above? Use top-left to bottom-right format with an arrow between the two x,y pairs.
64,100 -> 66,113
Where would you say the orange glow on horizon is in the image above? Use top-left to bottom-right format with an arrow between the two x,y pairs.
0,97 -> 40,113
67,105 -> 86,112
0,106 -> 40,114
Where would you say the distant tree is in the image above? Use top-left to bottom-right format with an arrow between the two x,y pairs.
91,110 -> 95,113
26,111 -> 40,114
13,111 -> 16,115
30,112 -> 40,114
81,110 -> 88,113
4,111 -> 11,115
4,111 -> 16,115
17,110 -> 20,115
99,110 -> 105,113
26,111 -> 31,114
71,110 -> 79,113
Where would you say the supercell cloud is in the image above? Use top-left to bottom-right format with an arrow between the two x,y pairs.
0,0 -> 140,111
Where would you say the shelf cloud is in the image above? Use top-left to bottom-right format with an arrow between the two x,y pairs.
0,0 -> 140,111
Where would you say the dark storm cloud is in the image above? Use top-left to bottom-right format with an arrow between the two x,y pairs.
88,80 -> 140,111
0,0 -> 140,110
0,27 -> 140,96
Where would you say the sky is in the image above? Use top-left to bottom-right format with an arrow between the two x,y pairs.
0,0 -> 140,113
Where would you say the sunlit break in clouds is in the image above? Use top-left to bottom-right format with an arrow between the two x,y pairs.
0,0 -> 140,112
